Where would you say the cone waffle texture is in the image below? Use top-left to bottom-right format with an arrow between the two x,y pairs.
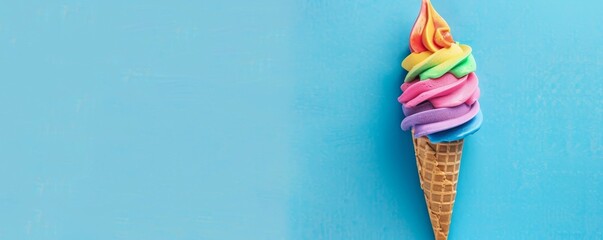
412,135 -> 463,240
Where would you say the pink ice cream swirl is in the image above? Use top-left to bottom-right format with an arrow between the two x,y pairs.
398,72 -> 482,142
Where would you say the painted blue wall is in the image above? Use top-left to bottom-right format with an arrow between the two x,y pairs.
1,0 -> 601,239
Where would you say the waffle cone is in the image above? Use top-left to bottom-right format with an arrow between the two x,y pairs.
412,134 -> 463,240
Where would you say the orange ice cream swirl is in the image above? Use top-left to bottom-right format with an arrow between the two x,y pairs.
409,0 -> 455,53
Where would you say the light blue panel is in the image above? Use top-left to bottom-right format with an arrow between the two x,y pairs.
0,1 -> 293,239
0,0 -> 601,239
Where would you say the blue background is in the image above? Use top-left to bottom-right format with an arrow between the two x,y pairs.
1,0 -> 602,239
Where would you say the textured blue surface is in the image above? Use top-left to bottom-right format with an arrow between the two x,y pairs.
1,0 -> 602,239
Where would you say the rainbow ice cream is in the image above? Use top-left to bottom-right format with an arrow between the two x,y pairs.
399,1 -> 483,239
399,0 -> 482,142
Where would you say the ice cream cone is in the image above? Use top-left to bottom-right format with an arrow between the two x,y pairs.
400,0 -> 481,238
412,132 -> 463,240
